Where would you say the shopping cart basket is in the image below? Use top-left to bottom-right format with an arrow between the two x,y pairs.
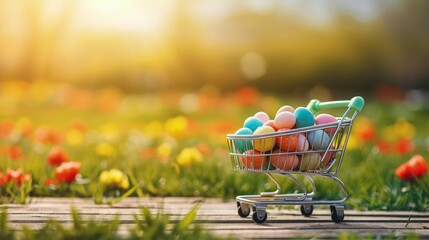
226,96 -> 364,224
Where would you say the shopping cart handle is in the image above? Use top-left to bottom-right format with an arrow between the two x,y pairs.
307,96 -> 365,114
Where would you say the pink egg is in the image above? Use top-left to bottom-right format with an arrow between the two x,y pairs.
263,120 -> 278,131
274,112 -> 296,129
296,134 -> 309,152
254,111 -> 270,123
270,150 -> 299,171
315,114 -> 338,137
276,105 -> 295,115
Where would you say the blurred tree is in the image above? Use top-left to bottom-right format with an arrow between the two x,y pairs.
377,0 -> 429,89
0,0 -> 75,82
0,0 -> 427,92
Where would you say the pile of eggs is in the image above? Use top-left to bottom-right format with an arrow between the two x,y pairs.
234,105 -> 338,172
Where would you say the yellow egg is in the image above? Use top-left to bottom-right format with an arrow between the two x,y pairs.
253,126 -> 276,152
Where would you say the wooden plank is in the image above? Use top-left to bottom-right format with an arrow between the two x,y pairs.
3,197 -> 429,239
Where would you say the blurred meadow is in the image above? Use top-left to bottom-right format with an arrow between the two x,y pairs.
0,0 -> 428,211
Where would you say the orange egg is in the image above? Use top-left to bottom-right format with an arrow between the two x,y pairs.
240,149 -> 267,170
276,128 -> 299,151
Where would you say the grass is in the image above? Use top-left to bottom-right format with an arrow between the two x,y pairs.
0,82 -> 428,213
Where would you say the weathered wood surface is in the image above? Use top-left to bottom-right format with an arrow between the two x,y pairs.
3,197 -> 429,239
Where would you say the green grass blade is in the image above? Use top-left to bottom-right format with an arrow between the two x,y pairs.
109,184 -> 139,205
173,202 -> 200,234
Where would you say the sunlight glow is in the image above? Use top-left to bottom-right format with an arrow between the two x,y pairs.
75,0 -> 171,34
240,52 -> 267,80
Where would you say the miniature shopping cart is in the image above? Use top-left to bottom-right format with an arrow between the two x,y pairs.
226,96 -> 364,224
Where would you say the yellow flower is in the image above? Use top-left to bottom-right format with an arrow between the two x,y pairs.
14,117 -> 33,136
393,118 -> 415,139
99,168 -> 129,189
381,118 -> 415,142
144,121 -> 164,138
108,168 -> 124,185
177,147 -> 202,167
66,129 -> 84,145
99,171 -> 110,184
96,143 -> 117,158
157,142 -> 172,158
345,134 -> 362,150
121,177 -> 130,189
165,116 -> 188,138
99,122 -> 120,141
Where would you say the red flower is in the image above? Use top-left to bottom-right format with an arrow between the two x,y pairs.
69,119 -> 87,133
395,155 -> 428,181
44,178 -> 58,186
233,86 -> 261,107
376,140 -> 392,154
357,124 -> 376,142
0,172 -> 7,185
47,145 -> 69,166
394,138 -> 414,156
55,161 -> 80,183
0,120 -> 14,139
6,168 -> 31,185
8,145 -> 24,160
34,127 -> 63,145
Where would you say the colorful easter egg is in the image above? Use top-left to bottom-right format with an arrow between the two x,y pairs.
233,127 -> 253,153
315,114 -> 338,137
274,112 -> 296,129
240,149 -> 267,170
299,153 -> 321,171
294,107 -> 315,128
263,120 -> 278,131
254,112 -> 270,123
253,126 -> 276,152
243,117 -> 263,132
307,130 -> 331,150
321,146 -> 336,166
276,128 -> 298,151
296,134 -> 309,152
270,150 -> 299,171
276,105 -> 295,115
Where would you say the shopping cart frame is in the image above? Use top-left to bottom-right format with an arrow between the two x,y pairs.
226,96 -> 364,224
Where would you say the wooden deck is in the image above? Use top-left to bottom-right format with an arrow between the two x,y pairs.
3,197 -> 429,239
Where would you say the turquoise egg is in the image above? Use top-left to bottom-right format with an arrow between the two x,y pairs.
243,117 -> 263,132
233,127 -> 253,153
307,130 -> 330,150
294,107 -> 315,128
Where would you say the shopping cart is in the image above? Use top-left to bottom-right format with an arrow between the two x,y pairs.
226,96 -> 364,224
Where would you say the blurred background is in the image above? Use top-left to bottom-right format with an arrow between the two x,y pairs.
0,0 -> 428,94
0,0 -> 428,206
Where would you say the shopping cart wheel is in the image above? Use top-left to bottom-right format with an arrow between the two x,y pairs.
237,203 -> 251,218
252,210 -> 267,224
300,205 -> 313,217
330,205 -> 344,223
